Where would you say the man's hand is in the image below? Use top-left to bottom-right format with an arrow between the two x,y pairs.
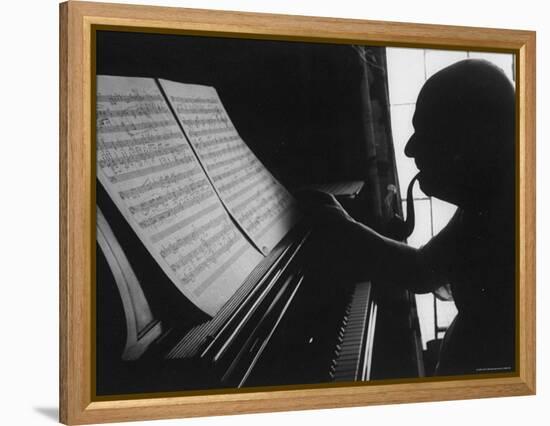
295,189 -> 355,229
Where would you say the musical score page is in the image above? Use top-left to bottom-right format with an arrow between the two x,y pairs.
96,76 -> 263,316
159,80 -> 301,254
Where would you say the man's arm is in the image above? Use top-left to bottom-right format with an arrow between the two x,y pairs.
337,218 -> 441,293
305,192 -> 446,293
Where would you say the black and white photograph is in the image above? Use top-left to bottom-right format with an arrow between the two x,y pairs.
95,29 -> 517,396
2,0 -> 547,424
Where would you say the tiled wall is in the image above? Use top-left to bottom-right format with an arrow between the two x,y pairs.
386,48 -> 515,349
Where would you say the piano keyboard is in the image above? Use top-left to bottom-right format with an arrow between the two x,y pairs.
330,281 -> 377,382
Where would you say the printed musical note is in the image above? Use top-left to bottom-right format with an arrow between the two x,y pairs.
96,76 -> 262,316
159,79 -> 301,254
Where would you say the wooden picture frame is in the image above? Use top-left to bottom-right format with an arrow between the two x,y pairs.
59,1 -> 536,424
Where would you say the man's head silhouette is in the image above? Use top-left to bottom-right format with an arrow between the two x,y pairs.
404,59 -> 515,208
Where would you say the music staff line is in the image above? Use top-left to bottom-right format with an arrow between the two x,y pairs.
170,96 -> 218,104
200,141 -> 247,161
254,206 -> 297,241
98,144 -> 189,169
193,242 -> 251,297
195,134 -> 240,149
97,93 -> 164,103
238,192 -> 289,233
179,117 -> 230,127
99,118 -> 174,134
159,213 -> 227,258
175,107 -> 223,115
128,178 -> 210,215
170,223 -> 238,275
138,189 -> 213,230
97,103 -> 170,119
150,201 -> 219,244
99,131 -> 182,150
207,150 -> 255,172
108,156 -> 196,184
216,165 -> 264,193
118,168 -> 203,200
187,125 -> 237,138
211,159 -> 262,183
228,174 -> 273,206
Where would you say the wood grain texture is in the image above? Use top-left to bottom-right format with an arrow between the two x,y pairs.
59,1 -> 536,424
59,2 -> 68,422
517,33 -> 536,393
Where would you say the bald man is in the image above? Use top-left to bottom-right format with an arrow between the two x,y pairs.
308,59 -> 516,376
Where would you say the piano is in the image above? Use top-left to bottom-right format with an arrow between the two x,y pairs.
95,31 -> 424,396
96,181 -> 423,395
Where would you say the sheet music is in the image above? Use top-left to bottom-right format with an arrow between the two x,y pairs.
96,76 -> 263,316
159,80 -> 301,254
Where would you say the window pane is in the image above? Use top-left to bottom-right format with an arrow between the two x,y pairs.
386,48 -> 426,105
415,294 -> 435,350
431,198 -> 457,235
436,298 -> 458,331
